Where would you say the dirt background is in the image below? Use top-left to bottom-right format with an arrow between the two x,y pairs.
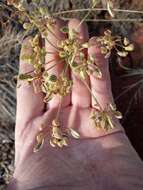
1,0 -> 143,189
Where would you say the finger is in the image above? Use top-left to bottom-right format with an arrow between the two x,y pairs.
45,19 -> 71,108
88,37 -> 114,109
16,37 -> 45,133
68,19 -> 91,108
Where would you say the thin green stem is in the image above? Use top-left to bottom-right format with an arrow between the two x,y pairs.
83,80 -> 102,111
23,12 -> 60,51
55,96 -> 63,121
45,38 -> 60,51
76,4 -> 96,29
45,60 -> 63,71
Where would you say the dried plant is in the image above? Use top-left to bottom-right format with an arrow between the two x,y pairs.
5,0 -> 137,152
5,0 -> 136,152
97,30 -> 134,58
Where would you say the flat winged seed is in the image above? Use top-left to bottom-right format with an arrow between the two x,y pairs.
92,0 -> 98,7
82,43 -> 89,48
106,115 -> 115,129
92,104 -> 101,110
117,51 -> 128,57
19,74 -> 33,81
90,54 -> 96,62
104,30 -> 112,36
94,67 -> 102,79
49,139 -> 56,148
101,47 -> 108,54
124,37 -> 130,46
60,26 -> 69,33
80,70 -> 87,80
52,120 -> 60,127
59,51 -> 66,58
57,140 -> 64,148
33,133 -> 44,153
109,103 -> 116,111
124,44 -> 134,51
49,75 -> 57,82
69,128 -> 80,139
100,119 -> 106,129
52,127 -> 63,139
39,7 -> 49,15
71,61 -> 78,68
114,111 -> 123,119
23,23 -> 32,30
105,52 -> 111,59
62,137 -> 68,146
107,1 -> 115,18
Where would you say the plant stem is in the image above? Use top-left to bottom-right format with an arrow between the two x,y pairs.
60,17 -> 143,22
53,8 -> 143,16
83,80 -> 102,111
55,96 -> 62,121
46,63 -> 58,71
45,59 -> 56,65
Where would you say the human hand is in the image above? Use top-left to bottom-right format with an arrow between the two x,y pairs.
8,19 -> 143,190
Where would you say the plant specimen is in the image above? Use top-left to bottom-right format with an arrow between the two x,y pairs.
7,0 -> 135,152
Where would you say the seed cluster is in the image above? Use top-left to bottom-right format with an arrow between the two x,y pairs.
42,72 -> 72,102
97,30 -> 134,58
90,103 -> 122,131
34,120 -> 80,152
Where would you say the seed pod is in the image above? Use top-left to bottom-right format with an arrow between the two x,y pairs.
33,132 -> 44,153
124,44 -> 134,51
104,30 -> 112,36
52,127 -> 63,139
101,47 -> 108,54
100,119 -> 106,129
79,52 -> 85,60
69,128 -> 80,139
62,137 -> 68,146
39,7 -> 49,16
49,75 -> 57,83
117,51 -> 128,57
82,43 -> 89,48
60,27 -> 69,33
123,37 -> 130,46
94,66 -> 102,79
57,140 -> 64,148
114,111 -> 123,119
23,23 -> 32,30
52,120 -> 60,127
49,139 -> 56,148
59,51 -> 66,58
107,1 -> 115,18
109,103 -> 116,111
79,70 -> 87,80
18,74 -> 33,81
106,115 -> 115,129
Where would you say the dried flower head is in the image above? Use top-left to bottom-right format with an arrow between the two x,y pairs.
33,119 -> 80,151
42,73 -> 72,102
90,103 -> 123,131
49,120 -> 69,148
97,30 -> 134,58
59,28 -> 102,80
